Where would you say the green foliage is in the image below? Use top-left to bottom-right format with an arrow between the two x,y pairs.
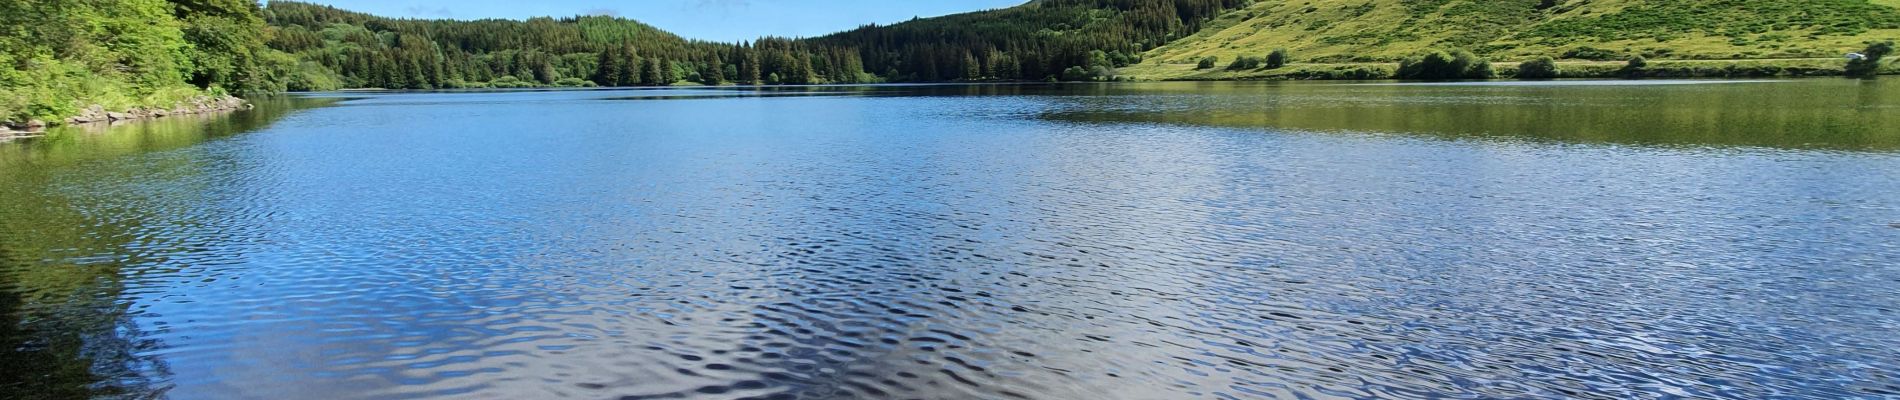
0,0 -> 272,124
1623,56 -> 1649,77
553,77 -> 596,87
263,1 -> 877,88
1061,66 -> 1093,81
1562,46 -> 1622,61
1525,0 -> 1900,43
1057,65 -> 1117,81
175,0 -> 287,93
488,76 -> 535,88
15,0 -> 1891,118
1397,49 -> 1493,79
814,0 -> 1249,81
1266,49 -> 1290,69
1141,0 -> 1900,74
1227,56 -> 1265,70
1516,56 -> 1560,79
1847,41 -> 1894,77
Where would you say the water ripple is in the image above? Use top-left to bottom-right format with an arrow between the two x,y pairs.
0,85 -> 1897,399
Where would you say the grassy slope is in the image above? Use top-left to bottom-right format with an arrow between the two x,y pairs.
1125,0 -> 1900,80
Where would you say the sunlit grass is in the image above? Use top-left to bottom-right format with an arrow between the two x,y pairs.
1133,0 -> 1900,80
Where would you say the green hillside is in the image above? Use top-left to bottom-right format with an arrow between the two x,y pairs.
11,0 -> 1900,126
1125,0 -> 1900,79
1,0 -> 291,126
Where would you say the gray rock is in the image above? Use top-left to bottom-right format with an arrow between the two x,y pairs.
69,105 -> 108,124
61,96 -> 248,126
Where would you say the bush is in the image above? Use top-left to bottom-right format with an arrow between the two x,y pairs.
1285,66 -> 1390,80
1266,48 -> 1290,69
284,60 -> 342,92
553,77 -> 596,87
1196,56 -> 1218,70
1227,56 -> 1264,70
1622,56 -> 1649,78
1060,66 -> 1092,81
489,76 -> 537,88
1562,46 -> 1622,61
1847,41 -> 1894,77
1397,49 -> 1494,80
1517,56 -> 1561,79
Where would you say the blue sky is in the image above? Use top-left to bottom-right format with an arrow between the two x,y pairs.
281,0 -> 1027,42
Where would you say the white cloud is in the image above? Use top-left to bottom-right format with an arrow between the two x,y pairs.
403,5 -> 454,17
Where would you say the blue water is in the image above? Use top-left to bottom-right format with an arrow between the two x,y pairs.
2,81 -> 1897,399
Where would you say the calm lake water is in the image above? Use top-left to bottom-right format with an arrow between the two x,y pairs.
2,80 -> 1898,399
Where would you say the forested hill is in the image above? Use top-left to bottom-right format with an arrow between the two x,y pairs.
10,0 -> 1894,125
811,0 -> 1247,81
1137,0 -> 1900,66
258,0 -> 1248,89
2,0 -> 290,125
262,1 -> 751,89
9,0 -> 1250,125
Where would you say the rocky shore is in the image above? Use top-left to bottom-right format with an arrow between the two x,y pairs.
2,95 -> 250,139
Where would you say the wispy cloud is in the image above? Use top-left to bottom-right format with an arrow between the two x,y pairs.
403,5 -> 453,17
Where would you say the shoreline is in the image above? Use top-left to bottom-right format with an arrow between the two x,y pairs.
2,95 -> 250,140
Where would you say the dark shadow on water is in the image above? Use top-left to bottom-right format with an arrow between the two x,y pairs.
602,92 -> 859,101
565,79 -> 1900,152
1028,79 -> 1900,152
0,97 -> 328,399
0,97 -> 337,168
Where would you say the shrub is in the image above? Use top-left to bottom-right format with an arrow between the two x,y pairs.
1060,66 -> 1092,81
1196,56 -> 1218,70
1847,41 -> 1894,77
1266,48 -> 1290,69
1563,46 -> 1622,61
1227,56 -> 1264,70
553,77 -> 595,87
1517,56 -> 1561,79
1622,56 -> 1649,78
1397,49 -> 1494,80
489,75 -> 537,88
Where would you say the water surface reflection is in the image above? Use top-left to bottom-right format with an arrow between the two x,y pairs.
1,82 -> 1897,399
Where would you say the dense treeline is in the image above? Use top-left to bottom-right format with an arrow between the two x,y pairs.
812,0 -> 1248,82
262,1 -> 892,88
259,0 -> 1249,89
1,0 -> 293,124
8,0 -> 1253,123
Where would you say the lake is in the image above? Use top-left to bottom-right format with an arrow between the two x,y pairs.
2,80 -> 1898,399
